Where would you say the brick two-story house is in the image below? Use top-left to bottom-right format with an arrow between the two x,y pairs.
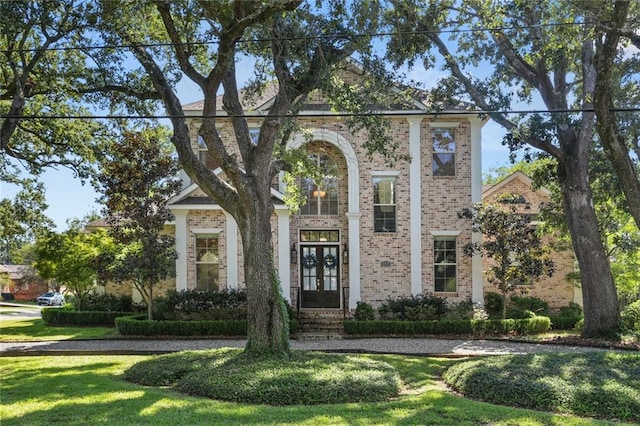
165,78 -> 487,313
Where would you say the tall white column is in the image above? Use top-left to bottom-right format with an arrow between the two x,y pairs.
346,212 -> 362,310
275,209 -> 291,302
470,118 -> 484,304
223,212 -> 239,290
407,117 -> 424,296
173,209 -> 188,291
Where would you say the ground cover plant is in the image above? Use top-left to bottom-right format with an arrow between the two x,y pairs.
444,352 -> 640,422
125,348 -> 401,405
0,354 -> 625,426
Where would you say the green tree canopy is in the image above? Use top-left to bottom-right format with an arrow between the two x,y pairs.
385,0 -> 628,336
96,127 -> 181,320
34,229 -> 114,309
88,0 -> 398,355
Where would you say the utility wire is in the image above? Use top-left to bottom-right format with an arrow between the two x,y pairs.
2,108 -> 639,120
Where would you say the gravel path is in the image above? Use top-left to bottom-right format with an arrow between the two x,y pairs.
0,337 -> 616,357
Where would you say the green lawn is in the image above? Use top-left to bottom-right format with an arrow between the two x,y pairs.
0,354 -> 627,426
0,316 -> 117,341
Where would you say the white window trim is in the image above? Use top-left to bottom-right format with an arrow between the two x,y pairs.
429,122 -> 460,128
430,230 -> 461,236
370,170 -> 400,176
191,228 -> 223,235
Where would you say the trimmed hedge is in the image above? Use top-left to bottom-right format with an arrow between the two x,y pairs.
549,315 -> 581,330
344,316 -> 550,336
41,309 -> 133,326
116,315 -> 247,336
115,315 -> 299,336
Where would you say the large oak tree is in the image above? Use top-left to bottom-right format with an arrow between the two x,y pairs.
385,0 -> 630,335
93,0 -> 395,356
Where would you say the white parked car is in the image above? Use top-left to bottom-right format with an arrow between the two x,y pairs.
36,292 -> 65,306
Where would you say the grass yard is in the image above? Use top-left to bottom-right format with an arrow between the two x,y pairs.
0,316 -> 117,341
0,353 -> 631,426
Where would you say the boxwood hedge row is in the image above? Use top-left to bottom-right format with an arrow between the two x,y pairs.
344,316 -> 551,335
41,309 -> 133,326
115,315 -> 299,337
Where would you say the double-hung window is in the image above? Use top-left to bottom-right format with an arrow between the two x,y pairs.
195,234 -> 219,291
373,176 -> 397,232
432,128 -> 456,176
434,236 -> 457,292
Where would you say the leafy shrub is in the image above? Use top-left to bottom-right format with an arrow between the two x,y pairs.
621,300 -> 640,331
378,293 -> 447,321
354,301 -> 375,321
153,289 -> 247,320
444,300 -> 475,320
549,315 -> 581,330
444,352 -> 640,422
558,302 -> 582,318
574,318 -> 584,332
507,296 -> 549,318
41,309 -> 133,326
472,316 -> 550,334
84,293 -> 135,312
484,292 -> 504,318
125,349 -> 401,405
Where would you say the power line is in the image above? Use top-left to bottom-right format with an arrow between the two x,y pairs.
0,21 -> 594,54
2,108 -> 639,120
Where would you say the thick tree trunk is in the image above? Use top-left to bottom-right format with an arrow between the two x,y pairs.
237,198 -> 290,357
557,157 -> 620,336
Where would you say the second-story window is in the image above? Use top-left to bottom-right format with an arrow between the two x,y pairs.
249,128 -> 260,145
300,154 -> 338,215
432,128 -> 456,176
197,135 -> 219,169
373,176 -> 396,232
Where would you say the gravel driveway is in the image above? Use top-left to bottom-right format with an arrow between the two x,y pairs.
0,337 -> 617,357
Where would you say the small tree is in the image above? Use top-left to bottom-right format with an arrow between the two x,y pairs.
460,199 -> 555,319
34,229 -> 112,309
96,128 -> 181,320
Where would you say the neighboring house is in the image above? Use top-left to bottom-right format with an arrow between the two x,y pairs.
85,218 -> 176,302
481,171 -> 580,310
0,264 -> 48,301
165,71 -> 487,313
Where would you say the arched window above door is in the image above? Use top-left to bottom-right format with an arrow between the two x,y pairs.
300,154 -> 339,215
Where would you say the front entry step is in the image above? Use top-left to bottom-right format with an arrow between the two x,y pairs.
297,310 -> 346,336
